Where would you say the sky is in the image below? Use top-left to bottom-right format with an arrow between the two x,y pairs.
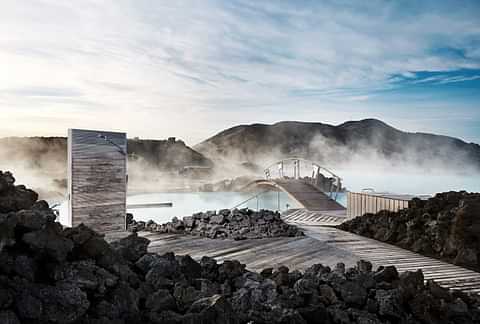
1,0 -> 479,145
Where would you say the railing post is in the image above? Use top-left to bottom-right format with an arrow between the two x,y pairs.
277,190 -> 280,211
293,159 -> 300,179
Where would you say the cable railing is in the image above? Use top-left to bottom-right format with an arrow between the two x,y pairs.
230,190 -> 277,211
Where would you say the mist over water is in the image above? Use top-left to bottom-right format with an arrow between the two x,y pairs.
337,168 -> 480,195
2,124 -> 480,217
200,130 -> 480,196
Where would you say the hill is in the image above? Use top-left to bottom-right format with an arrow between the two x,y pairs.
194,119 -> 480,171
0,136 -> 212,197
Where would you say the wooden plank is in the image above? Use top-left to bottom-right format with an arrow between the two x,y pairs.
272,180 -> 345,211
141,232 -> 360,271
138,223 -> 480,296
300,226 -> 480,295
346,191 -> 412,217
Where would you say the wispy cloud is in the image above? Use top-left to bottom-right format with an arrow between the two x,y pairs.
437,75 -> 480,84
0,0 -> 479,143
408,74 -> 480,85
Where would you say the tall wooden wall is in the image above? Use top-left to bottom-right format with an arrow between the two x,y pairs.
68,129 -> 127,233
347,191 -> 409,219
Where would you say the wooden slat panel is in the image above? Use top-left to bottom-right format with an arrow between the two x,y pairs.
347,192 -> 412,218
68,129 -> 127,233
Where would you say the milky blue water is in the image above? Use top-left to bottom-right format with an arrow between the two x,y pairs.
127,191 -> 304,223
339,169 -> 480,195
56,191 -> 309,225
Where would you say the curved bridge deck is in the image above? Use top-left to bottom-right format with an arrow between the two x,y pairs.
253,179 -> 346,212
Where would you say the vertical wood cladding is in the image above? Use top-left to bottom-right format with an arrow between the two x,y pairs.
68,129 -> 127,233
347,192 -> 409,218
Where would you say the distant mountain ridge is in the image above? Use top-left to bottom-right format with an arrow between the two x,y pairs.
194,119 -> 480,171
0,136 -> 212,172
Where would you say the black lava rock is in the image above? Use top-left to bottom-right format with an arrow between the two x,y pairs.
2,171 -> 480,323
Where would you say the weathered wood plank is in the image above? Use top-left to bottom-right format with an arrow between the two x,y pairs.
137,224 -> 480,295
275,180 -> 345,211
140,232 -> 360,271
68,129 -> 127,233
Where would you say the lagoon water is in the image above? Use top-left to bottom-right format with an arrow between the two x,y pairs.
122,170 -> 480,224
56,191 -> 306,225
127,191 -> 306,224
53,169 -> 479,226
338,169 -> 480,195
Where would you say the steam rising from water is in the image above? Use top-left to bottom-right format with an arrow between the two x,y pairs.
198,131 -> 480,195
0,137 -> 67,199
1,130 -> 479,200
307,133 -> 480,194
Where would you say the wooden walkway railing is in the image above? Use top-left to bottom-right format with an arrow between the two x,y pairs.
347,191 -> 410,218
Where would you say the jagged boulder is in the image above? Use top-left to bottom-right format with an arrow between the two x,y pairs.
22,222 -> 74,262
111,232 -> 149,263
0,310 -> 20,324
0,171 -> 38,213
187,294 -> 239,324
128,208 -> 304,240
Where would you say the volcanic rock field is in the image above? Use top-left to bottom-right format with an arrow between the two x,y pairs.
1,170 -> 480,323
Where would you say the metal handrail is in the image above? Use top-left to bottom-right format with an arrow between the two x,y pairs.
230,190 -> 270,210
263,157 -> 343,201
263,157 -> 342,181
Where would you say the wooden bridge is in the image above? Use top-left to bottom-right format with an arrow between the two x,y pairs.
242,158 -> 423,226
242,158 -> 348,224
248,179 -> 346,212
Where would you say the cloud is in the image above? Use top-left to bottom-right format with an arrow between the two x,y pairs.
406,73 -> 480,85
437,75 -> 480,84
2,87 -> 83,98
0,0 -> 479,143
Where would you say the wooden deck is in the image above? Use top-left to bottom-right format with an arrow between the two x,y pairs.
140,231 -> 359,270
304,226 -> 480,294
282,208 -> 347,226
138,224 -> 480,294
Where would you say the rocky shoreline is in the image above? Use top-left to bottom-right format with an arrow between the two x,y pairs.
127,208 -> 304,240
2,171 -> 480,323
339,191 -> 480,272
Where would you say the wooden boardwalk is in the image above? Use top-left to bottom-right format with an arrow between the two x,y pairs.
138,219 -> 480,294
140,231 -> 360,270
282,208 -> 347,226
303,226 -> 480,294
